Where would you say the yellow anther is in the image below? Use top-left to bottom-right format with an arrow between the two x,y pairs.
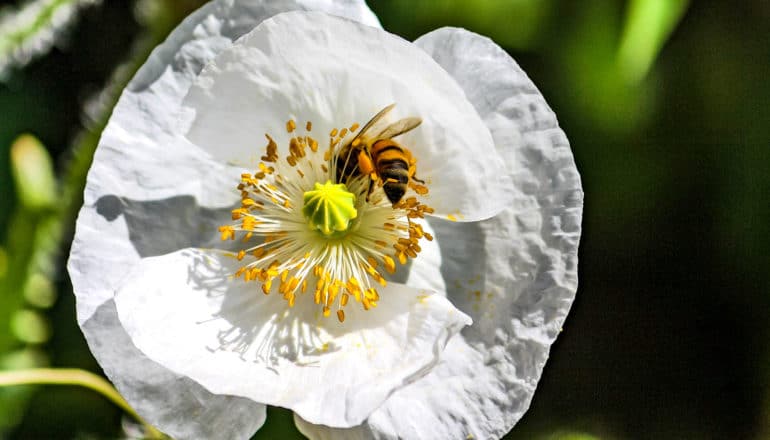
350,122 -> 359,132
363,264 -> 378,277
286,119 -> 296,133
261,135 -> 279,162
341,293 -> 349,306
337,309 -> 345,322
330,128 -> 338,137
237,250 -> 246,261
242,217 -> 258,230
339,128 -> 348,138
323,306 -> 331,317
306,121 -> 312,131
231,208 -> 247,220
262,280 -> 272,295
365,288 -> 379,301
218,226 -> 235,241
383,256 -> 396,274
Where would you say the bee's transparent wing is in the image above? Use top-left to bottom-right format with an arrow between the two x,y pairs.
377,117 -> 422,140
353,103 -> 396,144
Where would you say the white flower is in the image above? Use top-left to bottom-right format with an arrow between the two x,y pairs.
68,1 -> 583,439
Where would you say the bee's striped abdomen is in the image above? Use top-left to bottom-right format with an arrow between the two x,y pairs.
372,140 -> 410,203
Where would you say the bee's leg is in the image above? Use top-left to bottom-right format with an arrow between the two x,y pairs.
365,181 -> 375,202
357,151 -> 375,174
407,163 -> 425,184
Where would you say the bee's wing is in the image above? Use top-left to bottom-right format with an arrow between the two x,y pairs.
376,117 -> 422,140
353,104 -> 396,144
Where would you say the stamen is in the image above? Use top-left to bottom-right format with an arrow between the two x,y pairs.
219,114 -> 435,322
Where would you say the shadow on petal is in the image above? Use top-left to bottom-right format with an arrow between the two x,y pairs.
95,195 -> 234,257
174,249 -> 427,371
82,299 -> 266,440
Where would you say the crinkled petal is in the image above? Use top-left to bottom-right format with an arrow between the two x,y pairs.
68,0 -> 381,438
296,27 -> 583,439
183,11 -> 511,222
113,248 -> 471,428
82,299 -> 265,440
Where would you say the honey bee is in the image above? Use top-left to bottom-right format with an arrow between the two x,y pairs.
335,104 -> 424,204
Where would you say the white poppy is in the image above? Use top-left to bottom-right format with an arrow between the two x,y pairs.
68,1 -> 583,439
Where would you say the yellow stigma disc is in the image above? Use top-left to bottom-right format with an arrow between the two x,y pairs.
302,180 -> 358,236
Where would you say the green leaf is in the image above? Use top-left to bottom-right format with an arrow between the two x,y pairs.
0,349 -> 48,431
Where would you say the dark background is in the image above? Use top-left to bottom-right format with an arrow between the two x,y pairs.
0,0 -> 767,438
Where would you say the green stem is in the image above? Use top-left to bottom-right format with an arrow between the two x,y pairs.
0,368 -> 164,439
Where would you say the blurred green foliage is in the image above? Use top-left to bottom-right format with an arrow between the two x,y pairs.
0,0 -> 100,79
0,0 -> 768,438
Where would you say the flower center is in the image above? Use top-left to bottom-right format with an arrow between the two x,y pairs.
302,180 -> 357,237
218,109 -> 434,323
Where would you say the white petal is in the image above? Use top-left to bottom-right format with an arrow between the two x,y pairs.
183,11 -> 511,222
297,27 -> 584,439
114,248 -> 471,428
68,1 -> 381,437
81,299 -> 265,440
